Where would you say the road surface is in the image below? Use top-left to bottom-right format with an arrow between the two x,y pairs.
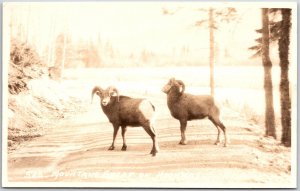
7,95 -> 292,188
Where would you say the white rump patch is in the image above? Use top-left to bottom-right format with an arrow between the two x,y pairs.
139,100 -> 156,126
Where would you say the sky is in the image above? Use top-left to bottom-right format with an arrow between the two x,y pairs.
5,2 -> 295,64
62,3 -> 261,56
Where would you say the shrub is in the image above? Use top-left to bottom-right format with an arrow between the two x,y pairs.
8,39 -> 45,95
10,38 -> 43,67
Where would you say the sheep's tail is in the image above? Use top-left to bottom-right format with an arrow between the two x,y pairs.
219,107 -> 224,123
214,98 -> 224,122
150,103 -> 159,151
149,102 -> 157,133
151,103 -> 155,111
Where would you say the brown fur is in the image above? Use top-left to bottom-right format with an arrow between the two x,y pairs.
92,86 -> 159,156
162,78 -> 229,146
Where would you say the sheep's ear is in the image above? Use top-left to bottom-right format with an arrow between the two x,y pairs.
96,91 -> 102,96
170,78 -> 176,84
111,92 -> 118,97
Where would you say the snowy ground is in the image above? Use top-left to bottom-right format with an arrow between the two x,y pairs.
6,66 -> 296,188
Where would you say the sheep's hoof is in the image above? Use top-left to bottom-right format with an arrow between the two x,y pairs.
121,145 -> 127,151
179,140 -> 187,145
150,150 -> 157,157
224,143 -> 229,147
108,146 -> 115,150
214,141 -> 221,145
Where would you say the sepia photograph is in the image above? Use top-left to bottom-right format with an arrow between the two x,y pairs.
2,1 -> 297,188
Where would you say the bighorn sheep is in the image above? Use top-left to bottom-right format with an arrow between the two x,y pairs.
92,86 -> 159,156
162,78 -> 229,147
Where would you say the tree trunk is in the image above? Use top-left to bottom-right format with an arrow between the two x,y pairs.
47,16 -> 55,67
261,8 -> 276,139
279,9 -> 291,147
61,33 -> 67,79
209,8 -> 215,97
25,5 -> 31,43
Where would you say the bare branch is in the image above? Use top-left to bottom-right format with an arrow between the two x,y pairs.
256,29 -> 263,33
194,8 -> 208,12
255,37 -> 262,43
248,45 -> 261,51
195,20 -> 208,27
162,7 -> 183,15
250,49 -> 262,58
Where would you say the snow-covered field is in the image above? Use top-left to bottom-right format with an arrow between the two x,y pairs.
7,65 -> 296,187
63,66 -> 296,121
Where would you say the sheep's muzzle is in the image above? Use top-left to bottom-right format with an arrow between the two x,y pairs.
162,84 -> 171,94
101,97 -> 110,106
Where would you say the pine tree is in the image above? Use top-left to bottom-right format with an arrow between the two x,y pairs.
250,9 -> 276,139
195,8 -> 238,97
278,9 -> 292,147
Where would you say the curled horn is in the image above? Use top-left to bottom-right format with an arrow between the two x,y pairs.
108,86 -> 120,102
177,80 -> 185,94
91,86 -> 103,104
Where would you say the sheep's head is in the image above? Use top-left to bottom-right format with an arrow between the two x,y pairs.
162,78 -> 185,95
91,86 -> 119,106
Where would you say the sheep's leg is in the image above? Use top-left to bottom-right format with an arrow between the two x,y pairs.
210,117 -> 229,147
214,127 -> 221,145
143,126 -> 158,156
121,126 -> 127,151
179,120 -> 187,145
218,122 -> 229,147
109,124 -> 120,150
150,124 -> 159,152
208,117 -> 221,145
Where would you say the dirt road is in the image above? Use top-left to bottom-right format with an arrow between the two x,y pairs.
7,94 -> 292,188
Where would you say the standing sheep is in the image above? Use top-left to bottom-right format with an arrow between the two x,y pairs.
92,86 -> 159,156
162,78 -> 229,147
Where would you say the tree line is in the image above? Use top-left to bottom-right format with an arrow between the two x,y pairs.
164,6 -> 292,146
261,8 -> 291,147
196,7 -> 292,147
9,5 -> 293,146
